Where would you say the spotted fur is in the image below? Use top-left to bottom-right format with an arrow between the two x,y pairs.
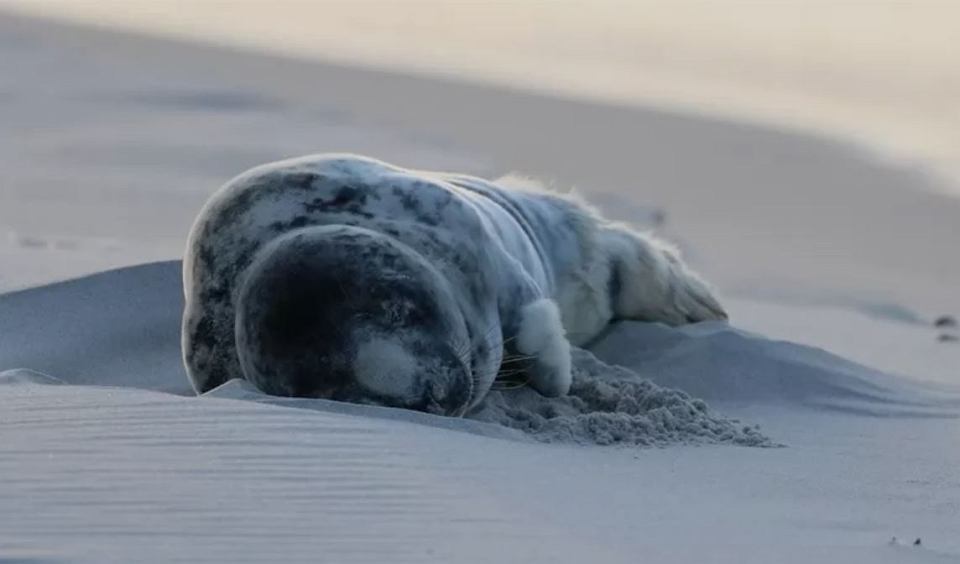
182,154 -> 726,415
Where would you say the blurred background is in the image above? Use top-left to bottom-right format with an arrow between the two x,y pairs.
6,0 -> 959,185
1,0 -> 958,313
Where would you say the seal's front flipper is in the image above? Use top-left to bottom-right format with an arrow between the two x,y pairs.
514,299 -> 572,397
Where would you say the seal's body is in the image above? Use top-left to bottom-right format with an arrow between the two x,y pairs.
183,154 -> 725,415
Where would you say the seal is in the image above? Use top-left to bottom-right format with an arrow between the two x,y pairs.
182,154 -> 726,415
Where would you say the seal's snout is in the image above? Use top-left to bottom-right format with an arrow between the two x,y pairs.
425,347 -> 474,417
234,224 -> 474,416
349,336 -> 473,416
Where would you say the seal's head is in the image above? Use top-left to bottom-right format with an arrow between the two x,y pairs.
235,225 -> 476,416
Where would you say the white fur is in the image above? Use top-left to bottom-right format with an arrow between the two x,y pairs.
459,169 -> 725,396
597,224 -> 726,326
495,172 -> 726,333
352,337 -> 419,399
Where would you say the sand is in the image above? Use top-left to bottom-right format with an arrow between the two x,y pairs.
3,260 -> 959,563
1,11 -> 959,563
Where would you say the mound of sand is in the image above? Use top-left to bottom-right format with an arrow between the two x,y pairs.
4,261 -> 956,448
471,349 -> 770,446
0,261 -> 775,446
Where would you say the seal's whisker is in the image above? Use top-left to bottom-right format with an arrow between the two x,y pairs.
451,323 -> 504,374
499,354 -> 537,366
453,323 -> 499,362
490,381 -> 528,391
491,369 -> 530,390
501,353 -> 536,359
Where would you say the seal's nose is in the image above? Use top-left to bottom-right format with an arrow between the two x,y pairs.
430,351 -> 474,417
423,388 -> 448,416
423,382 -> 468,417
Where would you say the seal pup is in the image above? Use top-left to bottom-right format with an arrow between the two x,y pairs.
182,154 -> 725,415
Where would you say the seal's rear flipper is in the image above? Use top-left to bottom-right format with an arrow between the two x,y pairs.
601,224 -> 727,326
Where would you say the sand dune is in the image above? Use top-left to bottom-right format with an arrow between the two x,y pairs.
4,261 -> 955,432
3,262 -> 960,563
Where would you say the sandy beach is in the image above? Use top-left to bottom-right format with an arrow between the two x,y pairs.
1,9 -> 958,564
5,0 -> 960,190
2,10 -> 959,315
